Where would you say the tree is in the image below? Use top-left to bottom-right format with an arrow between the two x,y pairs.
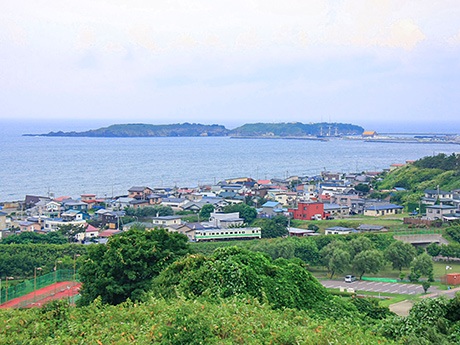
223,204 -> 257,224
349,236 -> 374,259
422,281 -> 431,293
426,243 -> 441,257
57,224 -> 86,243
328,249 -> 350,278
354,183 -> 370,194
199,204 -> 214,220
411,253 -> 434,281
307,224 -> 319,232
78,227 -> 189,305
384,241 -> 417,271
320,241 -> 349,268
353,250 -> 384,279
255,218 -> 288,238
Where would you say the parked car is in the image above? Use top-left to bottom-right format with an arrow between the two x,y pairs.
344,275 -> 356,283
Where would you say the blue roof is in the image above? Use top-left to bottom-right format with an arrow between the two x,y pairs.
366,204 -> 403,211
262,201 -> 280,208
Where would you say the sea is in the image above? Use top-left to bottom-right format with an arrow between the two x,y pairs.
0,120 -> 459,202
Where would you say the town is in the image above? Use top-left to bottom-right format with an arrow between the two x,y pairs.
1,159 -> 459,244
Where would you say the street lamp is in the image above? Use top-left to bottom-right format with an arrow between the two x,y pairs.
34,267 -> 42,302
5,276 -> 14,303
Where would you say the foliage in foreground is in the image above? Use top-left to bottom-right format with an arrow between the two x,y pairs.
0,298 -> 395,345
379,294 -> 460,345
150,246 -> 374,322
78,228 -> 189,306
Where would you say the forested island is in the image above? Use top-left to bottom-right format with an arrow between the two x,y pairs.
24,122 -> 364,138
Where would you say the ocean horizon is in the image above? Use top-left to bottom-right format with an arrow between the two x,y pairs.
0,119 -> 459,202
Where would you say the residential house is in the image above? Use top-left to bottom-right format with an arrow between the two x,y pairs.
363,203 -> 403,217
426,205 -> 457,220
422,189 -> 454,205
128,186 -> 154,200
25,195 -> 51,209
325,226 -> 356,235
323,203 -> 349,218
111,197 -> 135,210
18,221 -> 41,232
147,194 -> 162,205
61,210 -> 85,222
289,202 -> 325,220
0,211 -> 8,230
129,199 -> 150,208
123,221 -> 157,231
208,212 -> 244,228
331,194 -> 365,214
43,218 -> 86,231
45,201 -> 62,217
151,216 -> 182,228
259,201 -> 284,218
76,224 -> 100,242
160,197 -> 188,211
63,200 -> 88,212
288,227 -> 318,237
321,171 -> 342,181
100,211 -> 125,229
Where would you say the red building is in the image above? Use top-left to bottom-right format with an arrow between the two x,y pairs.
289,202 -> 325,220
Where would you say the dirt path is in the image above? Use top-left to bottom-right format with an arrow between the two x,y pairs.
389,300 -> 414,316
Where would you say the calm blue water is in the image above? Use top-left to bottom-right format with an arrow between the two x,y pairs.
0,120 -> 459,201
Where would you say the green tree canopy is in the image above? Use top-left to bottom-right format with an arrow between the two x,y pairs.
349,236 -> 374,259
78,227 -> 189,305
151,246 -> 331,312
198,204 -> 214,220
223,203 -> 257,224
384,241 -> 417,271
353,250 -> 384,279
411,253 -> 434,280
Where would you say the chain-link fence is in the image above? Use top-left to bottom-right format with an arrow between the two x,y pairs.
0,269 -> 79,305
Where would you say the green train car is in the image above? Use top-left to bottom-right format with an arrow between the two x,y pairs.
195,227 -> 261,242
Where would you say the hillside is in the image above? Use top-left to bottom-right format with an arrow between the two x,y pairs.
374,153 -> 460,207
376,153 -> 460,192
25,123 -> 230,137
230,122 -> 364,137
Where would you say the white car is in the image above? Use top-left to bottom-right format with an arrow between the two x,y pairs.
344,275 -> 356,283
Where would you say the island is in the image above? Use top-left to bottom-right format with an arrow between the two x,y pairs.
24,122 -> 364,138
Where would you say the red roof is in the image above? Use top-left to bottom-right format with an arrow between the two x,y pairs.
85,224 -> 99,233
99,229 -> 121,237
257,180 -> 271,185
54,196 -> 71,202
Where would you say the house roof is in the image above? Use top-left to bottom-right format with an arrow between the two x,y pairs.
85,224 -> 99,233
424,189 -> 451,195
325,226 -> 355,231
426,205 -> 456,209
128,186 -> 149,192
99,229 -> 122,237
365,204 -> 403,211
152,216 -> 182,220
262,201 -> 280,208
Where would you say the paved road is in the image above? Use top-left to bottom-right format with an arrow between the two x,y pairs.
320,279 -> 442,295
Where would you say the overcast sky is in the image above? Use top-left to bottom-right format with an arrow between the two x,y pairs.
1,1 -> 459,130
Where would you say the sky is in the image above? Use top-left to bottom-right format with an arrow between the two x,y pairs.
1,0 -> 460,131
